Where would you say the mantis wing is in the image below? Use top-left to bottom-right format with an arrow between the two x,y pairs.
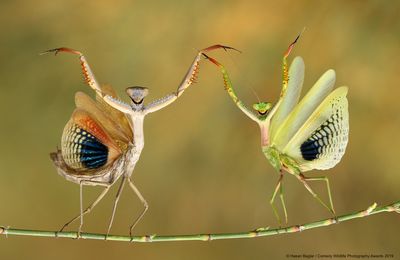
271,69 -> 336,150
61,109 -> 123,171
96,84 -> 133,141
283,86 -> 349,171
75,91 -> 132,146
269,56 -> 305,139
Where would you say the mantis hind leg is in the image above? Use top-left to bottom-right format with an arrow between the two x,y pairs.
302,175 -> 335,214
127,177 -> 149,238
297,173 -> 335,215
59,181 -> 111,237
269,171 -> 288,225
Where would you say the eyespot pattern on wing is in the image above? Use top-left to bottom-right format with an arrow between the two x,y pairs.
281,86 -> 348,172
297,89 -> 349,170
300,109 -> 348,162
60,110 -> 122,171
61,123 -> 108,169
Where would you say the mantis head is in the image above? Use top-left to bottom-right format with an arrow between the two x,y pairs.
253,102 -> 272,115
126,86 -> 149,105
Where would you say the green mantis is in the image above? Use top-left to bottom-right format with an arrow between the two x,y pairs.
203,34 -> 349,224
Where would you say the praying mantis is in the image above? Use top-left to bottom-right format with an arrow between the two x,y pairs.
203,34 -> 349,224
44,45 -> 234,237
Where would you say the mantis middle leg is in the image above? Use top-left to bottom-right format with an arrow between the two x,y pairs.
270,170 -> 288,225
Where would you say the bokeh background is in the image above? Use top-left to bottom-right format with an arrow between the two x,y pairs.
0,0 -> 399,259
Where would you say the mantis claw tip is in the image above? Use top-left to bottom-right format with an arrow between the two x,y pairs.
39,48 -> 61,56
201,53 -> 221,67
221,45 -> 242,54
292,27 -> 306,45
201,44 -> 241,54
284,29 -> 306,58
39,47 -> 81,56
201,53 -> 210,59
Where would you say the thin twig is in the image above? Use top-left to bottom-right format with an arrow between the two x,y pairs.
1,201 -> 399,242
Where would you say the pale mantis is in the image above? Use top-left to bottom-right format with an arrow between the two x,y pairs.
203,34 -> 349,224
44,45 -> 234,237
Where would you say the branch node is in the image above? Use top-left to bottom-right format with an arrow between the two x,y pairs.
287,225 -> 304,233
249,231 -> 258,237
201,234 -> 212,241
138,235 -> 152,242
144,235 -> 155,242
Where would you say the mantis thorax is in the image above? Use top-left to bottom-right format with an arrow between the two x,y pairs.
262,146 -> 301,175
262,146 -> 281,172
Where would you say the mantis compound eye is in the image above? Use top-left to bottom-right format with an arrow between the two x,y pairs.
126,86 -> 149,104
252,102 -> 272,115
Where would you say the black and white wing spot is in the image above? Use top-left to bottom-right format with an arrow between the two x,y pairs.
61,124 -> 109,170
300,106 -> 348,168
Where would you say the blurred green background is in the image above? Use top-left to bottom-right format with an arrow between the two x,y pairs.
0,0 -> 399,259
